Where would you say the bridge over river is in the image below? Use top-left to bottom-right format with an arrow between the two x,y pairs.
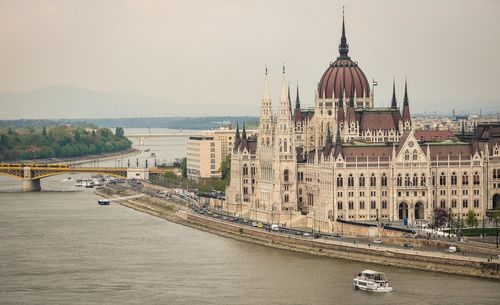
0,163 -> 173,191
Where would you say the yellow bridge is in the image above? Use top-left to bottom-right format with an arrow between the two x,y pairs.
0,163 -> 173,191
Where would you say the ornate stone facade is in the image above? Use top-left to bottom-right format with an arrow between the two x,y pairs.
225,17 -> 500,232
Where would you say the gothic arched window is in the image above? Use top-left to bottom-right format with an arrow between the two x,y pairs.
451,172 -> 457,185
337,175 -> 343,187
358,174 -> 364,187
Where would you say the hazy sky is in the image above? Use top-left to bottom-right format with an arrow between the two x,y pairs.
1,0 -> 499,118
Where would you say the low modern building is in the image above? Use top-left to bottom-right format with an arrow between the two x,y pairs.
187,135 -> 221,180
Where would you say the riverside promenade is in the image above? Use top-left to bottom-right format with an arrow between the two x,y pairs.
96,182 -> 500,280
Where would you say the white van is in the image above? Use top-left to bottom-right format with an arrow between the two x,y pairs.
271,224 -> 280,231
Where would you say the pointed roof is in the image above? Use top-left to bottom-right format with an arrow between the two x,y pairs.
234,122 -> 241,150
391,78 -> 397,109
242,122 -> 247,140
295,84 -> 301,109
288,85 -> 292,114
294,84 -> 303,124
402,78 -> 411,124
339,7 -> 349,58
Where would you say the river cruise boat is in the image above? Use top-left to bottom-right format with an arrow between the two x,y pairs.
353,270 -> 393,292
97,199 -> 110,205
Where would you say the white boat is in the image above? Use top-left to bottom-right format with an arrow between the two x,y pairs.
98,199 -> 110,205
353,270 -> 393,292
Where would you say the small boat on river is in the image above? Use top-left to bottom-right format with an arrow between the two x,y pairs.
97,199 -> 110,205
353,270 -> 393,292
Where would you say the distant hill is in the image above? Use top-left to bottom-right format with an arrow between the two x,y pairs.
0,85 -> 181,119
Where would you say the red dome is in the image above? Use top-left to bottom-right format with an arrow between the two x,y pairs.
318,58 -> 370,99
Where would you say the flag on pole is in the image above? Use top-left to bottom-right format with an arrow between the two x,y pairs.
372,79 -> 379,86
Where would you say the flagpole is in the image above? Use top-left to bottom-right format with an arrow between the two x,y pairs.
372,78 -> 375,101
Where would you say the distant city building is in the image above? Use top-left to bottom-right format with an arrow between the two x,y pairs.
187,126 -> 255,181
225,14 -> 500,232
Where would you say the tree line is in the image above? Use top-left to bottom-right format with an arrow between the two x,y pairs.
0,125 -> 131,161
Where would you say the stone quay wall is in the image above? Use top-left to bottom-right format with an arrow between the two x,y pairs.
96,186 -> 500,280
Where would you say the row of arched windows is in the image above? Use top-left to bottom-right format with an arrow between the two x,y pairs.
396,173 -> 427,187
336,200 -> 388,210
337,173 -> 388,187
436,171 -> 480,186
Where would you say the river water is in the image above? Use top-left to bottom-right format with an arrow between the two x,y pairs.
1,129 -> 499,305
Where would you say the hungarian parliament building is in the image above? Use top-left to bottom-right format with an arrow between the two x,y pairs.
225,16 -> 500,232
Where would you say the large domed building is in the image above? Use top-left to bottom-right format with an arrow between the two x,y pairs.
224,12 -> 497,234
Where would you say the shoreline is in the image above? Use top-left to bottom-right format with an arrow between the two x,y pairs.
96,185 -> 500,281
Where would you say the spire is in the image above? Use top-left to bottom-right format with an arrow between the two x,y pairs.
279,64 -> 290,118
242,122 -> 247,139
263,65 -> 270,101
294,83 -> 302,124
391,77 -> 397,109
259,65 -> 272,124
234,122 -> 241,149
402,77 -> 411,125
295,83 -> 301,109
403,76 -> 409,106
288,85 -> 292,114
338,6 -> 349,58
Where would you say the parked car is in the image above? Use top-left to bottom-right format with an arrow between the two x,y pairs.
251,221 -> 258,227
447,246 -> 457,253
313,233 -> 321,239
403,243 -> 414,248
373,239 -> 383,244
303,232 -> 311,237
257,222 -> 264,228
271,224 -> 280,231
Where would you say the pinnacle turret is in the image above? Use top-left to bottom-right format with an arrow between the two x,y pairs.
391,78 -> 397,109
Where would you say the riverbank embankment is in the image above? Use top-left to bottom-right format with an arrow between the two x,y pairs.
95,185 -> 500,280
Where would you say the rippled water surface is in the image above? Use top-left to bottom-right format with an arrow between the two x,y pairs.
1,130 -> 499,304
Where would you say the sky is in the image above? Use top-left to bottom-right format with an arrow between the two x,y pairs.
0,0 -> 499,119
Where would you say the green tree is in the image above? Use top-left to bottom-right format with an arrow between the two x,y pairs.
466,209 -> 478,228
430,208 -> 449,229
115,127 -> 125,137
74,130 -> 81,142
180,157 -> 187,178
42,126 -> 47,137
219,154 -> 231,181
